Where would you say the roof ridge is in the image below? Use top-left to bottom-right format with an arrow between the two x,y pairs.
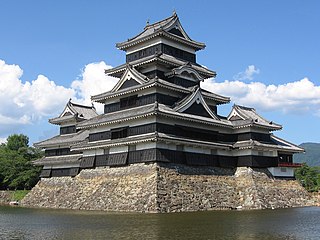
69,100 -> 95,109
144,12 -> 177,30
234,104 -> 255,111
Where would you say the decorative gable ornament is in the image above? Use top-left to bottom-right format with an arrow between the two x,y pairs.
110,65 -> 148,92
174,87 -> 219,120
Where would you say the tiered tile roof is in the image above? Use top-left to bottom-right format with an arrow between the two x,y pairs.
116,12 -> 205,51
49,100 -> 98,125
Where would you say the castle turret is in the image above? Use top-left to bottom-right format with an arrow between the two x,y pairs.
33,100 -> 97,177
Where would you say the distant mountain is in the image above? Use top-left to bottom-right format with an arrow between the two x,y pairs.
294,142 -> 320,166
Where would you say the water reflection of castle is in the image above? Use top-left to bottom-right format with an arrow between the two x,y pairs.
34,13 -> 303,179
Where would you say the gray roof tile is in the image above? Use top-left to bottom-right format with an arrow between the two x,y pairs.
116,13 -> 205,51
33,155 -> 82,166
105,53 -> 215,79
77,104 -> 156,129
228,105 -> 282,130
49,100 -> 98,125
233,136 -> 304,153
34,130 -> 89,148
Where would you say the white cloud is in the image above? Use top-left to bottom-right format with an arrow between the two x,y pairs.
0,59 -> 75,128
0,137 -> 6,144
3,59 -> 318,142
71,61 -> 118,113
233,65 -> 260,81
0,59 -> 118,139
202,76 -> 320,115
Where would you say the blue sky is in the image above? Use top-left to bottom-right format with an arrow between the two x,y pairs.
0,0 -> 319,145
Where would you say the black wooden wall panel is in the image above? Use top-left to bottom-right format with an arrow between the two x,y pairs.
40,169 -> 51,178
80,156 -> 95,168
70,167 -> 80,177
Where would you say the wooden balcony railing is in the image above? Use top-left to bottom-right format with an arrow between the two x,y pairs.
278,162 -> 302,168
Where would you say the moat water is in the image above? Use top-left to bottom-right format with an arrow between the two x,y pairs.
0,206 -> 319,240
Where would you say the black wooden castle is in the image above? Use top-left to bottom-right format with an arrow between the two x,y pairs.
34,13 -> 303,178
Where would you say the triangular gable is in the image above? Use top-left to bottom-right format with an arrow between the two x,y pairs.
116,12 -> 205,51
59,100 -> 76,118
111,65 -> 148,92
144,12 -> 191,41
227,106 -> 246,121
229,115 -> 242,121
174,87 -> 219,120
168,27 -> 184,38
118,78 -> 140,90
165,16 -> 191,41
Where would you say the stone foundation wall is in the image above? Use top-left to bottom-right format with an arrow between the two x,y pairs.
22,163 -> 158,212
0,191 -> 12,205
312,192 -> 320,206
156,164 -> 238,212
21,163 -> 315,212
235,167 -> 312,209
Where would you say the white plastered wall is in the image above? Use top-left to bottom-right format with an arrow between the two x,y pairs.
268,167 -> 294,177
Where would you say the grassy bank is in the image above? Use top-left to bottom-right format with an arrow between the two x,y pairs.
0,190 -> 30,204
11,190 -> 30,201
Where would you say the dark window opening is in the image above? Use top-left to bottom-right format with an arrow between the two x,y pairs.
278,154 -> 293,163
237,132 -> 271,143
89,131 -> 110,142
125,43 -> 196,63
45,148 -> 80,156
128,145 -> 136,152
176,145 -> 184,151
120,95 -> 138,109
104,93 -> 179,114
60,125 -> 76,135
111,127 -> 128,139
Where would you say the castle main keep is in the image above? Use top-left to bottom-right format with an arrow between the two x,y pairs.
22,13 -> 312,212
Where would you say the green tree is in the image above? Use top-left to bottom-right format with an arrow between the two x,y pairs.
6,134 -> 29,151
295,163 -> 320,192
0,134 -> 42,190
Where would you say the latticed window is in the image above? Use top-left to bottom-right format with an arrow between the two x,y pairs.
60,125 -> 76,135
120,95 -> 138,109
111,127 -> 128,139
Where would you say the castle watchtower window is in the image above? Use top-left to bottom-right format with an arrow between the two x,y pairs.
120,95 -> 138,109
60,125 -> 76,135
111,127 -> 128,139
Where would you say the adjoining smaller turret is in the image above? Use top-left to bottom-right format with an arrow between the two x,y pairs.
33,100 -> 97,178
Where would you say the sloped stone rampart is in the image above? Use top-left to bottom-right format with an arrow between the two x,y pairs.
312,192 -> 320,206
21,164 -> 315,212
22,164 -> 158,212
235,167 -> 313,209
0,191 -> 12,205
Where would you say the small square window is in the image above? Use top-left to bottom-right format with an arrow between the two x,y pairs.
211,149 -> 218,155
176,145 -> 184,151
128,145 -> 136,152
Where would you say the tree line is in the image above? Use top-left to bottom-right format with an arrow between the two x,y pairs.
295,164 -> 320,192
0,134 -> 42,190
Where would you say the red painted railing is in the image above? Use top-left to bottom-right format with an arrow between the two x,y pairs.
278,162 -> 302,168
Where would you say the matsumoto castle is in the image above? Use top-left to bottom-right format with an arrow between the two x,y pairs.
34,12 -> 303,179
